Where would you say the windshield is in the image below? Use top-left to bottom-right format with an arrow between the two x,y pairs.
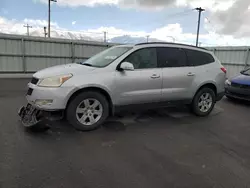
80,46 -> 132,68
242,68 -> 250,75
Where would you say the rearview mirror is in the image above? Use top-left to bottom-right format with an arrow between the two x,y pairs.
119,62 -> 134,71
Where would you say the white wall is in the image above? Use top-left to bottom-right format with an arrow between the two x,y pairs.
207,46 -> 250,78
0,34 -> 249,78
0,34 -> 112,73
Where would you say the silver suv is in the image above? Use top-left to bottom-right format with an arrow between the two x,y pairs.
19,42 -> 226,131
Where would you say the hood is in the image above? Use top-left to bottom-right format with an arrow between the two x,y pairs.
231,74 -> 250,85
33,63 -> 96,78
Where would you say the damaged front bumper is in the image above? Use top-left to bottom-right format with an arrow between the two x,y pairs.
18,104 -> 43,127
18,103 -> 64,127
18,81 -> 68,127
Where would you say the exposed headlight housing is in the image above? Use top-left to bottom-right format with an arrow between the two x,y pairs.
225,79 -> 231,86
37,74 -> 73,87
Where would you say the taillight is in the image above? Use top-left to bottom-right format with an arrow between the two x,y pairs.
221,67 -> 227,74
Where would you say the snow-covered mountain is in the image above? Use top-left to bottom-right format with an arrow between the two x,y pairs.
29,30 -> 104,41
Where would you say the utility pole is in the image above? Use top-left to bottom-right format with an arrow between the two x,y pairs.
48,0 -> 57,38
44,27 -> 48,38
23,24 -> 32,36
195,7 -> 205,47
103,31 -> 107,42
146,35 -> 150,43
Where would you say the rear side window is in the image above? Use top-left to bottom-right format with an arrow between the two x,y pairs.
157,47 -> 187,68
185,49 -> 215,66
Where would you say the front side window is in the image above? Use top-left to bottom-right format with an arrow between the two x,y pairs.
123,48 -> 157,69
185,49 -> 215,66
157,47 -> 187,68
79,46 -> 132,68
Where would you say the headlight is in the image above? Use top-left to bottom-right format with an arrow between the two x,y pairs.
225,79 -> 231,86
38,74 -> 73,87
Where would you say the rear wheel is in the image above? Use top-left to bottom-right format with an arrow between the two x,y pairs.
191,88 -> 216,116
66,91 -> 109,131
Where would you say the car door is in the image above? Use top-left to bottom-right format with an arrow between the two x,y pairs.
157,47 -> 196,101
114,47 -> 162,106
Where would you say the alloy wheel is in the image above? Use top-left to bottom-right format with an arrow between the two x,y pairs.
198,93 -> 213,113
76,98 -> 103,126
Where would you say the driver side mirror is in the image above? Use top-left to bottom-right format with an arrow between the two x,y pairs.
119,62 -> 134,71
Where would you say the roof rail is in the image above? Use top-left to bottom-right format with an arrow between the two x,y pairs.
135,42 -> 208,51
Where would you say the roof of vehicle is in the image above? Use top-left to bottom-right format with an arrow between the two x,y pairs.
134,42 -> 208,51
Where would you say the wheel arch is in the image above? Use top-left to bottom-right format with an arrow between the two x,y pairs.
193,82 -> 218,99
66,86 -> 114,115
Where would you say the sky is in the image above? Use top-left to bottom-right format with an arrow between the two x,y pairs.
0,0 -> 250,46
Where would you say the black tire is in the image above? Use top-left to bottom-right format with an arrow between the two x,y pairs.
66,91 -> 109,131
191,88 -> 216,117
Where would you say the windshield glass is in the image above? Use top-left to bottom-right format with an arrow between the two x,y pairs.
242,68 -> 250,75
80,46 -> 132,67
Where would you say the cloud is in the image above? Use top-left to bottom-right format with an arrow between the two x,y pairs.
36,0 -> 250,38
23,18 -> 59,28
208,0 -> 250,37
0,17 -> 58,35
72,21 -> 76,25
35,0 -> 248,37
36,0 -> 234,11
38,0 -> 118,7
1,16 -> 250,46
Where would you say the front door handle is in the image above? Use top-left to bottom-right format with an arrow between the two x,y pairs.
187,72 -> 195,76
151,74 -> 160,79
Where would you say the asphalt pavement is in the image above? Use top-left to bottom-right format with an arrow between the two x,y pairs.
1,79 -> 250,188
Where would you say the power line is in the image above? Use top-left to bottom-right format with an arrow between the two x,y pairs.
126,9 -> 194,28
23,24 -> 32,36
195,7 -> 205,46
204,17 -> 226,45
164,9 -> 194,19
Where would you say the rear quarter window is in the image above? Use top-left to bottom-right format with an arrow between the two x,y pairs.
185,49 -> 215,66
157,47 -> 187,68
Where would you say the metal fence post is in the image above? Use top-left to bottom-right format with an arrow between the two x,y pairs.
213,48 -> 216,56
245,48 -> 250,68
71,42 -> 75,63
21,38 -> 26,73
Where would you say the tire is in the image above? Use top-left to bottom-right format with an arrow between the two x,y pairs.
191,88 -> 216,117
66,91 -> 109,131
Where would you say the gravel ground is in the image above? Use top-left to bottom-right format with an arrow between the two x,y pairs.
0,79 -> 250,188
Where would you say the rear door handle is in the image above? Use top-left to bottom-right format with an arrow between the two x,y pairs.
187,72 -> 195,76
151,74 -> 160,79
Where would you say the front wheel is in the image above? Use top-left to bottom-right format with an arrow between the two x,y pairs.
191,88 -> 216,116
66,91 -> 109,131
